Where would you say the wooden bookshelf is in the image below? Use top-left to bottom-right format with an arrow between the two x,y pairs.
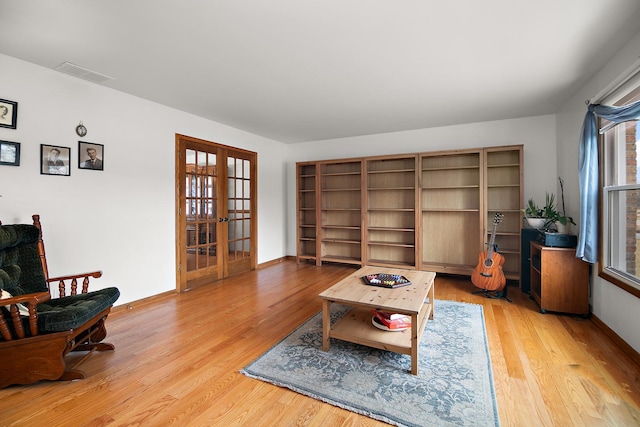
365,155 -> 418,268
421,149 -> 482,275
296,145 -> 523,281
484,147 -> 524,281
319,160 -> 363,265
296,162 -> 318,264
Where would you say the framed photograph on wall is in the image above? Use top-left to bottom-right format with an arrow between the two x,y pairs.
40,144 -> 70,176
0,141 -> 20,166
78,141 -> 104,170
0,98 -> 18,129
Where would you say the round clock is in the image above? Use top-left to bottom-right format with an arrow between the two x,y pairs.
76,122 -> 87,137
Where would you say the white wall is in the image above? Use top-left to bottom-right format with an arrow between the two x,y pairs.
0,54 -> 289,305
557,29 -> 640,354
286,115 -> 558,255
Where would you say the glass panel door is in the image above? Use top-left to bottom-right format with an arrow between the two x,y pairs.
176,135 -> 257,290
225,150 -> 255,276
185,149 -> 218,273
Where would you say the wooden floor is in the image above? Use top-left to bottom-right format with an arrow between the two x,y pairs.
2,261 -> 640,426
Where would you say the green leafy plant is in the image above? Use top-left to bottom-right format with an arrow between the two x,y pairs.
543,192 -> 556,221
542,191 -> 576,229
523,198 -> 543,218
524,180 -> 576,230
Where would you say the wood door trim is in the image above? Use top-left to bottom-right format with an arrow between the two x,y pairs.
175,135 -> 186,292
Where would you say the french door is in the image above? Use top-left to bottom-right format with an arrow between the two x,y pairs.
176,134 -> 257,291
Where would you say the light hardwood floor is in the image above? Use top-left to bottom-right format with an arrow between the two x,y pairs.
2,261 -> 639,426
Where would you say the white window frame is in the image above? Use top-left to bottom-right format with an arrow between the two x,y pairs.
599,83 -> 640,299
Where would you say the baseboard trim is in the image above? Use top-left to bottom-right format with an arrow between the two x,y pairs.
591,313 -> 640,367
111,290 -> 176,315
258,256 -> 295,269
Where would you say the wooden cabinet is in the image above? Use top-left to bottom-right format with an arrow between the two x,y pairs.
365,155 -> 418,268
296,145 -> 523,280
530,242 -> 590,315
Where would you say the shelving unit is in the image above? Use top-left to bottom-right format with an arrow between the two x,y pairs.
296,162 -> 318,264
319,160 -> 363,265
296,145 -> 523,279
484,147 -> 523,281
421,150 -> 482,275
365,155 -> 418,268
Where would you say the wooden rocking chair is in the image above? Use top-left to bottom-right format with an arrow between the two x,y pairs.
0,214 -> 120,388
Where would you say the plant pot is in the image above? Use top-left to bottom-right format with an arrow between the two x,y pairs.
555,221 -> 571,234
525,218 -> 546,229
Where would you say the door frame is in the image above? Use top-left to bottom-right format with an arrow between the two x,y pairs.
175,134 -> 258,292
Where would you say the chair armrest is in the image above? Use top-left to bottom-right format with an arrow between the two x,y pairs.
2,291 -> 51,305
0,291 -> 50,340
47,271 -> 103,296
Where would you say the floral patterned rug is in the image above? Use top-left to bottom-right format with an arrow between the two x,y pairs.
241,300 -> 499,427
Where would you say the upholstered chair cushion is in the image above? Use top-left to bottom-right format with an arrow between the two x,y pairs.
0,223 -> 120,334
36,287 -> 120,332
0,224 -> 48,295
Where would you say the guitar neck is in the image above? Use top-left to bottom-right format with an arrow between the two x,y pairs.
487,225 -> 497,255
486,214 -> 503,255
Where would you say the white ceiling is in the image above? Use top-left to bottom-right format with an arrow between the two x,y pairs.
1,1 -> 640,143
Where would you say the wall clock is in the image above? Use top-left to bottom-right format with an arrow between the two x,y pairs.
76,122 -> 87,137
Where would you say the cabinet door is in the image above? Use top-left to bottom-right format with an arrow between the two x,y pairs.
420,150 -> 482,275
319,160 -> 363,265
484,146 -> 523,281
365,155 -> 418,268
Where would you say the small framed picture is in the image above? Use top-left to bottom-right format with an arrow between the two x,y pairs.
0,98 -> 18,129
0,141 -> 20,166
41,144 -> 71,176
78,141 -> 104,170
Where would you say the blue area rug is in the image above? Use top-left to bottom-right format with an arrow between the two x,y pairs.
241,300 -> 499,427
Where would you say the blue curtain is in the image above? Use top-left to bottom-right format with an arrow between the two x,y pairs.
577,100 -> 640,263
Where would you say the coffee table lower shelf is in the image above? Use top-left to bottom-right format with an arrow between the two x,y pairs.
325,301 -> 433,374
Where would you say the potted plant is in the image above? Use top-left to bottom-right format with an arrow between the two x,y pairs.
542,189 -> 576,233
523,179 -> 576,232
523,198 -> 545,228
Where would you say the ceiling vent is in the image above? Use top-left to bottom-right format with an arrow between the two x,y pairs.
54,62 -> 114,84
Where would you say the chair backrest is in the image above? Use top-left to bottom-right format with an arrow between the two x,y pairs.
31,214 -> 51,282
0,222 -> 49,296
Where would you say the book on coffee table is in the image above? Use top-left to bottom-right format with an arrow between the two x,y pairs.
371,309 -> 411,330
371,316 -> 410,331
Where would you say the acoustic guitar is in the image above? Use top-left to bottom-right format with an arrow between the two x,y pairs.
471,213 -> 506,292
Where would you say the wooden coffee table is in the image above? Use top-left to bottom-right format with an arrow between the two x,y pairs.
319,266 -> 436,375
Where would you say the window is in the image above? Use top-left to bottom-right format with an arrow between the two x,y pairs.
600,84 -> 640,298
